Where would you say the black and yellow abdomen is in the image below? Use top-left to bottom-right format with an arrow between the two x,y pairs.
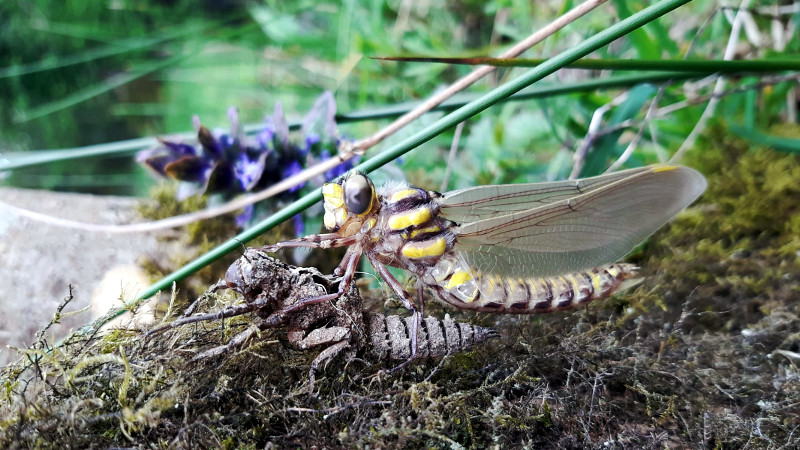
372,183 -> 637,313
422,257 -> 638,313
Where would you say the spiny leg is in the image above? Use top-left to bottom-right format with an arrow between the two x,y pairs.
146,296 -> 269,337
287,326 -> 352,395
417,280 -> 426,319
188,319 -> 274,363
179,281 -> 228,320
188,325 -> 257,363
334,245 -> 360,277
260,247 -> 362,327
260,233 -> 358,252
368,256 -> 420,373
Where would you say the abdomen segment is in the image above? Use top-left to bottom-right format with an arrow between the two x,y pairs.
424,261 -> 638,313
367,313 -> 498,360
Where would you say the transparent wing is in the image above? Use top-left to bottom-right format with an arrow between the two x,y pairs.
450,165 -> 706,278
439,165 -> 654,223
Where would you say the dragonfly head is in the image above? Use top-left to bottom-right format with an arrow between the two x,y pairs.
224,250 -> 265,300
322,171 -> 378,235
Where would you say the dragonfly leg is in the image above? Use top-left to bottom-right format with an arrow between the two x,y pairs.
333,245 -> 360,277
368,257 -> 420,372
146,296 -> 269,337
307,340 -> 350,395
260,233 -> 358,252
177,280 -> 229,320
417,280 -> 426,319
261,247 -> 362,327
188,324 -> 258,363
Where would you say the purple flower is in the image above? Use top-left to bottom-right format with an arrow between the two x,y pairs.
302,91 -> 337,157
257,120 -> 275,150
292,213 -> 304,237
272,102 -> 289,150
137,91 -> 342,228
302,133 -> 320,156
282,159 -> 305,193
136,140 -> 199,179
138,103 -> 291,196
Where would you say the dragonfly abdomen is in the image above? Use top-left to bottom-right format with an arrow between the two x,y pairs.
425,262 -> 638,313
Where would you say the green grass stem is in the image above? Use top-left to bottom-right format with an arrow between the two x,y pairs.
376,56 -> 800,73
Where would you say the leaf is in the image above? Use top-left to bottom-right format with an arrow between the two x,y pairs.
580,83 -> 657,177
729,125 -> 800,154
613,0 -> 660,58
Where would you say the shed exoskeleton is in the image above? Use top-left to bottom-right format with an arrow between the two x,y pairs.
147,249 -> 498,391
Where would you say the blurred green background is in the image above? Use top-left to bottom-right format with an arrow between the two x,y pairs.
1,0 -> 797,197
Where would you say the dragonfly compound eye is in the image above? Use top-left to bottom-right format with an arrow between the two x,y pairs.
225,258 -> 257,294
343,174 -> 373,215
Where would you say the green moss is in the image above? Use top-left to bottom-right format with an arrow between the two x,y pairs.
636,129 -> 800,336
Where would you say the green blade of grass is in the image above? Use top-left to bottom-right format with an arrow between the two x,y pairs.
0,21 -> 213,79
373,56 -> 800,73
13,51 -> 199,124
579,83 -> 657,177
729,125 -> 800,154
613,0 -> 661,58
7,172 -> 144,189
76,0 -> 693,334
12,20 -> 259,124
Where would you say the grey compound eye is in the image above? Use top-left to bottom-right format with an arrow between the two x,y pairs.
343,174 -> 372,214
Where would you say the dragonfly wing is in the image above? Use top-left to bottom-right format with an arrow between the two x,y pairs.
439,165 -> 654,223
452,165 -> 706,278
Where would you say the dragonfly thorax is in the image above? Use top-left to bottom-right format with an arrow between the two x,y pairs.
366,182 -> 457,270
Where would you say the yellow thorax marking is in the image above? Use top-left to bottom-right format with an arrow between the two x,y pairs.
334,208 -> 347,224
409,225 -> 441,238
323,212 -> 336,229
323,207 -> 349,230
446,269 -> 473,290
389,189 -> 420,203
401,237 -> 446,259
388,207 -> 432,230
322,183 -> 344,207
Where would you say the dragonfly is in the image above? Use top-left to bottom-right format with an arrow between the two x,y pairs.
258,164 -> 707,360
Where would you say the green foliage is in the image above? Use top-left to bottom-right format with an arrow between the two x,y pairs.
2,1 -> 800,446
3,0 -> 797,198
